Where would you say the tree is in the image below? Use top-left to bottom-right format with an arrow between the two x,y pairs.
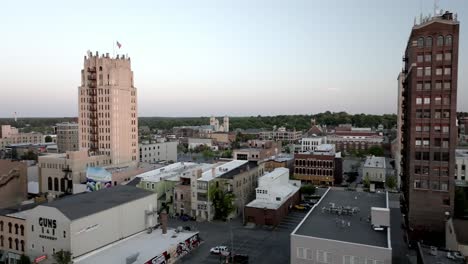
386,176 -> 397,190
202,149 -> 215,159
367,146 -> 384,156
53,250 -> 72,264
45,135 -> 53,143
363,175 -> 371,189
208,183 -> 236,220
18,255 -> 31,264
21,150 -> 37,161
284,146 -> 291,154
221,150 -> 233,158
300,184 -> 316,195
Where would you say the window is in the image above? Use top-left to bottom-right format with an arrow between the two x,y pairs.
424,82 -> 431,90
316,250 -> 331,263
344,255 -> 359,264
434,97 -> 442,105
443,110 -> 450,118
416,98 -> 422,105
445,52 -> 452,61
415,126 -> 422,132
424,98 -> 430,105
63,231 -> 66,238
424,67 -> 431,76
436,68 -> 443,75
445,35 -> 452,46
297,248 -> 305,259
432,181 -> 440,191
436,53 -> 443,61
437,35 -> 444,46
417,55 -> 424,63
444,82 -> 451,90
442,126 -> 450,133
425,36 -> 432,47
416,82 -> 423,91
425,54 -> 432,62
417,67 -> 423,77
435,110 -> 441,119
444,67 -> 451,75
276,197 -> 281,201
414,180 -> 421,189
417,37 -> 424,47
443,97 -> 450,105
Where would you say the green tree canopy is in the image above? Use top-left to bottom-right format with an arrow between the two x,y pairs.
53,250 -> 72,264
300,184 -> 316,195
208,183 -> 235,220
44,135 -> 53,143
386,176 -> 397,190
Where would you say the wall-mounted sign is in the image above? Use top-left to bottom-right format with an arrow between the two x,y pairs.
39,217 -> 57,229
34,255 -> 47,263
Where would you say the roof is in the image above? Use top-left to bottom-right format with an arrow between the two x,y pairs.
452,219 -> 468,244
247,184 -> 299,210
418,243 -> 464,264
220,160 -> 258,179
455,149 -> 468,158
364,156 -> 386,169
136,162 -> 212,183
0,201 -> 43,218
42,185 -> 154,221
292,189 -> 389,248
198,160 -> 249,181
74,229 -> 199,264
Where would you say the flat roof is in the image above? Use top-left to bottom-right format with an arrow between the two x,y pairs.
137,162 -> 212,183
364,156 -> 386,169
247,184 -> 299,210
74,229 -> 198,264
42,185 -> 154,221
198,160 -> 249,181
293,189 -> 388,248
418,243 -> 464,264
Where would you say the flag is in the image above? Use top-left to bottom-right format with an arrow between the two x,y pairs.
116,41 -> 122,49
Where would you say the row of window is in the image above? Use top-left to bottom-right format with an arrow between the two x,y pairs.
416,35 -> 453,48
416,66 -> 451,77
416,81 -> 451,90
256,189 -> 268,194
415,125 -> 450,133
295,159 -> 334,168
417,52 -> 452,63
295,167 -> 334,176
47,177 -> 71,192
415,96 -> 450,105
0,236 -> 25,252
0,221 -> 24,236
414,179 -> 449,192
296,248 -> 383,264
414,166 -> 449,177
415,109 -> 451,120
415,151 -> 450,161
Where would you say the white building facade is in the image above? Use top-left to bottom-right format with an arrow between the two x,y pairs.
139,141 -> 178,163
300,136 -> 327,153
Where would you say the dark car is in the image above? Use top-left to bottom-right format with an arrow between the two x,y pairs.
233,254 -> 249,264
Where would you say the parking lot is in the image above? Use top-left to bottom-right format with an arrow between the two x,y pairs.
170,209 -> 309,264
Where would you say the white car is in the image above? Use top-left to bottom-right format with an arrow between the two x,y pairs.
210,246 -> 229,255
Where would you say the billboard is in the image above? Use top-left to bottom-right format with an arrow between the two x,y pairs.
86,167 -> 112,192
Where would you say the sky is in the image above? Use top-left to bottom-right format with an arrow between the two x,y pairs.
0,0 -> 467,117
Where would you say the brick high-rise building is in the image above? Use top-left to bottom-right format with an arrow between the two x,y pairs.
400,11 -> 459,239
78,51 -> 138,166
56,122 -> 79,153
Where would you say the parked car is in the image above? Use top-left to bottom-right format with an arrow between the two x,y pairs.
294,205 -> 306,210
210,246 -> 229,255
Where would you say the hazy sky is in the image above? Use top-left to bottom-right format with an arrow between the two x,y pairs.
0,0 -> 467,117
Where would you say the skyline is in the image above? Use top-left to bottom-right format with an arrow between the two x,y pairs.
1,0 -> 467,118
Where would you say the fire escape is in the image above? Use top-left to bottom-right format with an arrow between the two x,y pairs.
87,67 -> 99,154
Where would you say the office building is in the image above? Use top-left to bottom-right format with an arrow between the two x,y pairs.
78,51 -> 138,167
326,126 -> 383,153
0,125 -> 44,150
290,189 -> 391,264
245,168 -> 300,226
400,11 -> 459,238
293,144 -> 343,185
56,122 -> 79,153
259,127 -> 302,143
139,141 -> 178,163
26,186 -> 157,264
300,136 -> 327,153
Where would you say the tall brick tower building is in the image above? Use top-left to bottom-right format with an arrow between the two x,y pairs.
400,11 -> 459,239
78,51 -> 138,167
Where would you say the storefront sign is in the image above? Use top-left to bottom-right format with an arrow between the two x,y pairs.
34,255 -> 47,263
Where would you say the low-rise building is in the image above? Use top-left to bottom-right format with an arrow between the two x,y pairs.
38,150 -> 111,195
0,125 -> 44,150
139,141 -> 178,163
187,138 -> 214,150
363,156 -> 387,185
263,154 -> 294,174
293,144 -> 343,185
300,136 -> 327,153
446,218 -> 468,259
326,126 -> 384,153
0,160 -> 28,208
56,122 -> 79,153
455,149 -> 468,182
26,185 -> 158,264
290,188 -> 391,264
233,140 -> 281,161
259,127 -> 302,143
245,168 -> 300,226
195,160 -> 265,221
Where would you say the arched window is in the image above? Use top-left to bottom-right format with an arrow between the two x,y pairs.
0,220 -> 3,232
446,35 -> 453,46
8,237 -> 12,249
20,240 -> 24,251
425,36 -> 432,47
14,224 -> 18,234
54,178 -> 59,191
15,238 -> 19,251
8,222 -> 12,233
0,235 -> 3,247
48,177 -> 53,191
20,225 -> 24,236
417,37 -> 424,47
437,35 -> 444,46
